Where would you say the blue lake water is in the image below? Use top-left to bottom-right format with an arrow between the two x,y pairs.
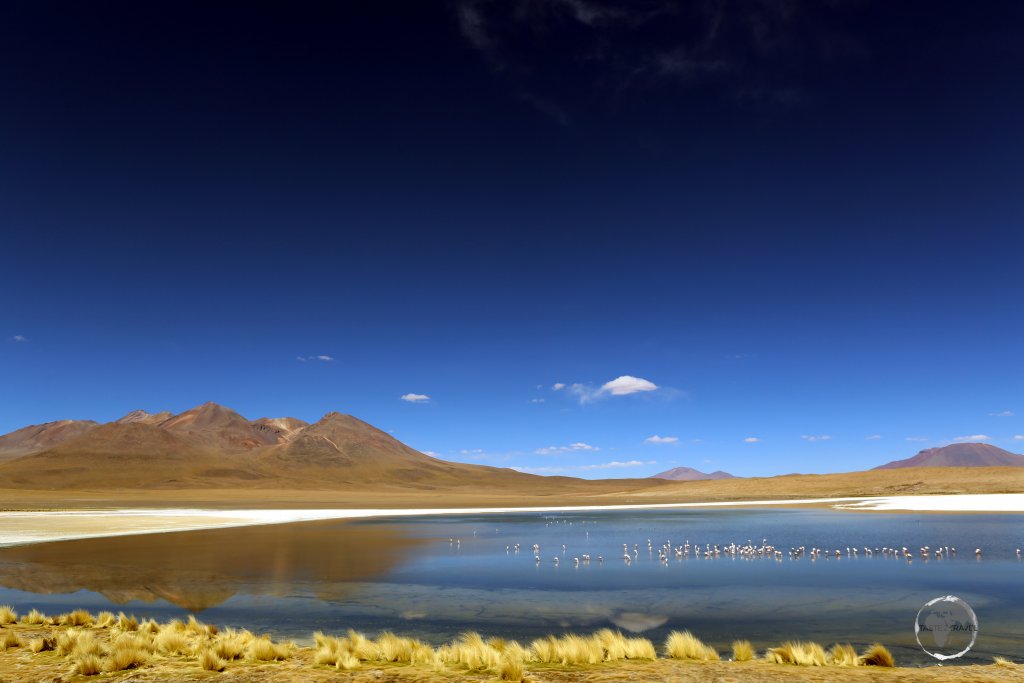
1,507 -> 1021,665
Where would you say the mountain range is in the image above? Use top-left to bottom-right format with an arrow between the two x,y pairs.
649,466 -> 736,481
872,442 -> 1024,469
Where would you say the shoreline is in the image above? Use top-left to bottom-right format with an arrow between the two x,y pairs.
2,493 -> 1023,548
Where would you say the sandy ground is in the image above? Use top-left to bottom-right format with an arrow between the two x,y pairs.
2,493 -> 1023,548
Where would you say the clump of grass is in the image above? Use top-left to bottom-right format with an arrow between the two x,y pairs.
115,612 -> 139,632
442,631 -> 503,670
95,611 -> 116,628
827,643 -> 859,666
139,619 -> 160,635
187,614 -> 217,637
665,630 -> 719,661
72,631 -> 105,658
213,629 -> 250,661
247,635 -> 290,661
58,609 -> 95,627
29,636 -> 55,653
154,629 -> 190,655
347,629 -> 380,661
200,648 -> 227,672
1,630 -> 24,651
336,652 -> 361,670
529,635 -> 558,664
21,608 -> 48,625
732,640 -> 754,662
994,656 -> 1019,667
500,653 -> 525,681
0,605 -> 17,624
766,641 -> 826,666
103,639 -> 149,672
74,654 -> 104,676
859,643 -> 894,667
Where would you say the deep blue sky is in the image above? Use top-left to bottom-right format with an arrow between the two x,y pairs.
2,1 -> 1023,477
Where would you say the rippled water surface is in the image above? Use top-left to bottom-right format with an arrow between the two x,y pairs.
1,508 -> 1021,665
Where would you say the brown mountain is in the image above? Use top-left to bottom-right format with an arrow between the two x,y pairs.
251,417 -> 309,442
158,401 -> 281,451
0,419 -> 99,462
873,442 -> 1024,469
115,409 -> 174,425
650,466 -> 736,481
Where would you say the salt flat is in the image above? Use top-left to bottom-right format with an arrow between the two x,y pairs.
2,493 -> 1022,548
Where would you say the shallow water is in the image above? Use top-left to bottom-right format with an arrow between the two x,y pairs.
0,508 -> 1021,665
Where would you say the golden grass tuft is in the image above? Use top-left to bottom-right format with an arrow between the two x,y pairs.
335,652 -> 361,670
95,611 -> 116,628
29,636 -> 55,653
827,643 -> 860,667
21,608 -> 48,625
71,631 -> 104,658
347,629 -> 380,661
58,609 -> 95,627
74,654 -> 104,676
154,629 -> 190,655
115,612 -> 139,631
0,605 -> 17,624
247,635 -> 290,661
139,618 -> 161,635
665,630 -> 719,661
500,653 -> 525,681
1,630 -> 24,651
213,628 -> 251,661
187,614 -> 218,637
994,656 -> 1019,667
765,641 -> 826,666
731,639 -> 754,662
103,639 -> 149,672
859,643 -> 894,667
200,648 -> 228,672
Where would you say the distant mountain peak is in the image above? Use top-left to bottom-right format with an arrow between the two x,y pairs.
650,466 -> 736,481
874,442 -> 1024,469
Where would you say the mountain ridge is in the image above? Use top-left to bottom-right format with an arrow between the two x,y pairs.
873,442 -> 1024,469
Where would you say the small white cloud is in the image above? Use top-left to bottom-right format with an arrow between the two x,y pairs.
906,436 -> 929,442
513,460 -> 655,474
316,355 -> 334,361
401,393 -> 431,403
534,442 -> 599,455
552,382 -> 566,390
990,410 -> 1014,417
743,437 -> 760,443
11,335 -> 27,342
645,435 -> 679,444
953,434 -> 991,442
800,434 -> 832,442
423,450 -> 441,457
460,448 -> 484,455
599,375 -> 658,396
865,434 -> 882,440
1015,435 -> 1024,441
297,354 -> 333,362
530,398 -> 545,403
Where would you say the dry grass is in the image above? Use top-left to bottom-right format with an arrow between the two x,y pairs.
20,608 -> 48,625
115,612 -> 139,631
665,630 -> 719,661
74,653 -> 103,676
95,611 -> 116,628
154,628 -> 190,655
103,638 -> 149,672
200,648 -> 227,672
766,641 -> 827,666
827,643 -> 860,667
0,605 -> 16,624
0,630 -> 23,651
58,609 -> 94,627
187,614 -> 217,637
993,656 -> 1018,667
732,640 -> 754,662
860,643 -> 895,667
248,634 -> 291,661
213,628 -> 251,661
441,631 -> 502,670
500,653 -> 525,681
29,636 -> 55,653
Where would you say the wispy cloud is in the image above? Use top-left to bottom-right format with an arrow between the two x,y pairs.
743,437 -> 760,443
800,434 -> 832,442
460,448 -> 484,455
11,335 -> 27,342
865,434 -> 882,440
989,410 -> 1014,417
513,459 -> 655,475
401,393 -> 431,403
645,435 -> 678,444
529,398 -> 545,403
297,355 -> 333,362
1015,435 -> 1024,441
906,436 -> 929,442
567,375 -> 659,403
535,442 -> 598,455
552,383 -> 566,390
953,434 -> 990,442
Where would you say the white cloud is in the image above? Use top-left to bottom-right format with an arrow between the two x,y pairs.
865,434 -> 882,440
600,375 -> 658,396
906,436 -> 929,442
401,393 -> 431,403
530,398 -> 545,403
460,448 -> 484,455
645,435 -> 679,444
743,437 -> 760,443
297,354 -> 333,362
953,434 -> 991,442
535,442 -> 599,455
552,383 -> 566,391
800,434 -> 832,442
990,410 -> 1014,417
11,335 -> 27,342
423,451 -> 441,457
1015,435 -> 1024,441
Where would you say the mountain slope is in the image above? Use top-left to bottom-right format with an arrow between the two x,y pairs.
158,402 -> 281,451
874,442 -> 1024,469
0,419 -> 99,462
650,466 -> 736,481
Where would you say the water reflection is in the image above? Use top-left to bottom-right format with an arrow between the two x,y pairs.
0,519 -> 424,611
